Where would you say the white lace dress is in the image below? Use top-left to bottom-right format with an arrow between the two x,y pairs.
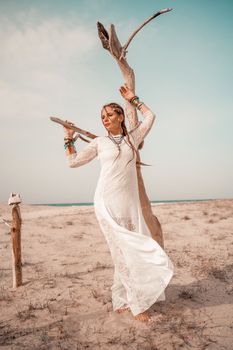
66,109 -> 174,316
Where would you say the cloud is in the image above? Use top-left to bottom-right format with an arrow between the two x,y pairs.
0,14 -> 97,65
0,13 -> 98,120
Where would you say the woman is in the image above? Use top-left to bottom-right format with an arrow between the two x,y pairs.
63,84 -> 174,322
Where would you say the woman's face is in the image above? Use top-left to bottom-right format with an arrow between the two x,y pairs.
101,106 -> 124,133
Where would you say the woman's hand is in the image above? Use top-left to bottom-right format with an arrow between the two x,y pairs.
119,83 -> 135,102
63,120 -> 75,138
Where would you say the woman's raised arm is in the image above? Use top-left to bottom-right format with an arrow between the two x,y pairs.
127,105 -> 156,149
119,84 -> 156,149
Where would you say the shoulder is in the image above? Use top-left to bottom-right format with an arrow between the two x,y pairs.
85,137 -> 99,152
88,136 -> 108,151
89,136 -> 107,144
90,136 -> 107,141
93,135 -> 110,143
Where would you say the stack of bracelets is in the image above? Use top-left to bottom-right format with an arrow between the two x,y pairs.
64,137 -> 75,150
130,96 -> 144,110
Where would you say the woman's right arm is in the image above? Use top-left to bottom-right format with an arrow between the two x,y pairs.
63,121 -> 98,168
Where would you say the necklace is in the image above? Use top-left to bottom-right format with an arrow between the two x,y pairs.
108,133 -> 124,150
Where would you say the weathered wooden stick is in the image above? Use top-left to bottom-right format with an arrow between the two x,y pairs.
50,117 -> 97,141
11,204 -> 22,288
120,8 -> 173,59
97,22 -> 138,129
1,218 -> 11,227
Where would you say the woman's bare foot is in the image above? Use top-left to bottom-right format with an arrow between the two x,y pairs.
134,311 -> 152,322
116,307 -> 130,314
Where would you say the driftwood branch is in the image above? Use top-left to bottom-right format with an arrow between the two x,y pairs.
97,8 -> 172,129
120,8 -> 172,59
50,117 -> 96,142
97,22 -> 138,129
1,218 -> 11,227
97,8 -> 172,61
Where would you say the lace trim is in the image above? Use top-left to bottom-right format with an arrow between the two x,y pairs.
112,216 -> 136,232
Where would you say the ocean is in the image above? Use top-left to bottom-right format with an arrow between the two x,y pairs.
38,199 -> 217,207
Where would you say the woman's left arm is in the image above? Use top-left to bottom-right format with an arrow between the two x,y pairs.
129,103 -> 156,148
119,84 -> 156,148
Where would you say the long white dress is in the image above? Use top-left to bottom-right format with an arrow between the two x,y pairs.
66,108 -> 174,316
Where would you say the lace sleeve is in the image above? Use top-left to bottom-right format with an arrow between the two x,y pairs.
66,137 -> 98,168
129,109 -> 156,148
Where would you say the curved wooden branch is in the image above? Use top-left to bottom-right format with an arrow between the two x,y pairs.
120,8 -> 173,59
50,117 -> 96,141
97,21 -> 138,129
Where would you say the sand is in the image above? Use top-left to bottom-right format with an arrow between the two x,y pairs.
0,199 -> 232,349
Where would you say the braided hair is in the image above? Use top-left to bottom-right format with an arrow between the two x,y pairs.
102,102 -> 137,166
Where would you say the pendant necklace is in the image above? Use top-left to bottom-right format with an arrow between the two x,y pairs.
108,133 -> 124,150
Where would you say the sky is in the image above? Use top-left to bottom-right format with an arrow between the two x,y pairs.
0,0 -> 233,204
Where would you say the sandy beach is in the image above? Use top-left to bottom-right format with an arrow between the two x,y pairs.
0,199 -> 232,349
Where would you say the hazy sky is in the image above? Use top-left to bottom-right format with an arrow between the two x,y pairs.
1,0 -> 233,204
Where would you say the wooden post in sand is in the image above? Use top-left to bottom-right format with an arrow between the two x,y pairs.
8,193 -> 22,288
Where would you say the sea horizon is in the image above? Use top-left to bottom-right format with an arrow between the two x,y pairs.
34,198 -> 227,207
